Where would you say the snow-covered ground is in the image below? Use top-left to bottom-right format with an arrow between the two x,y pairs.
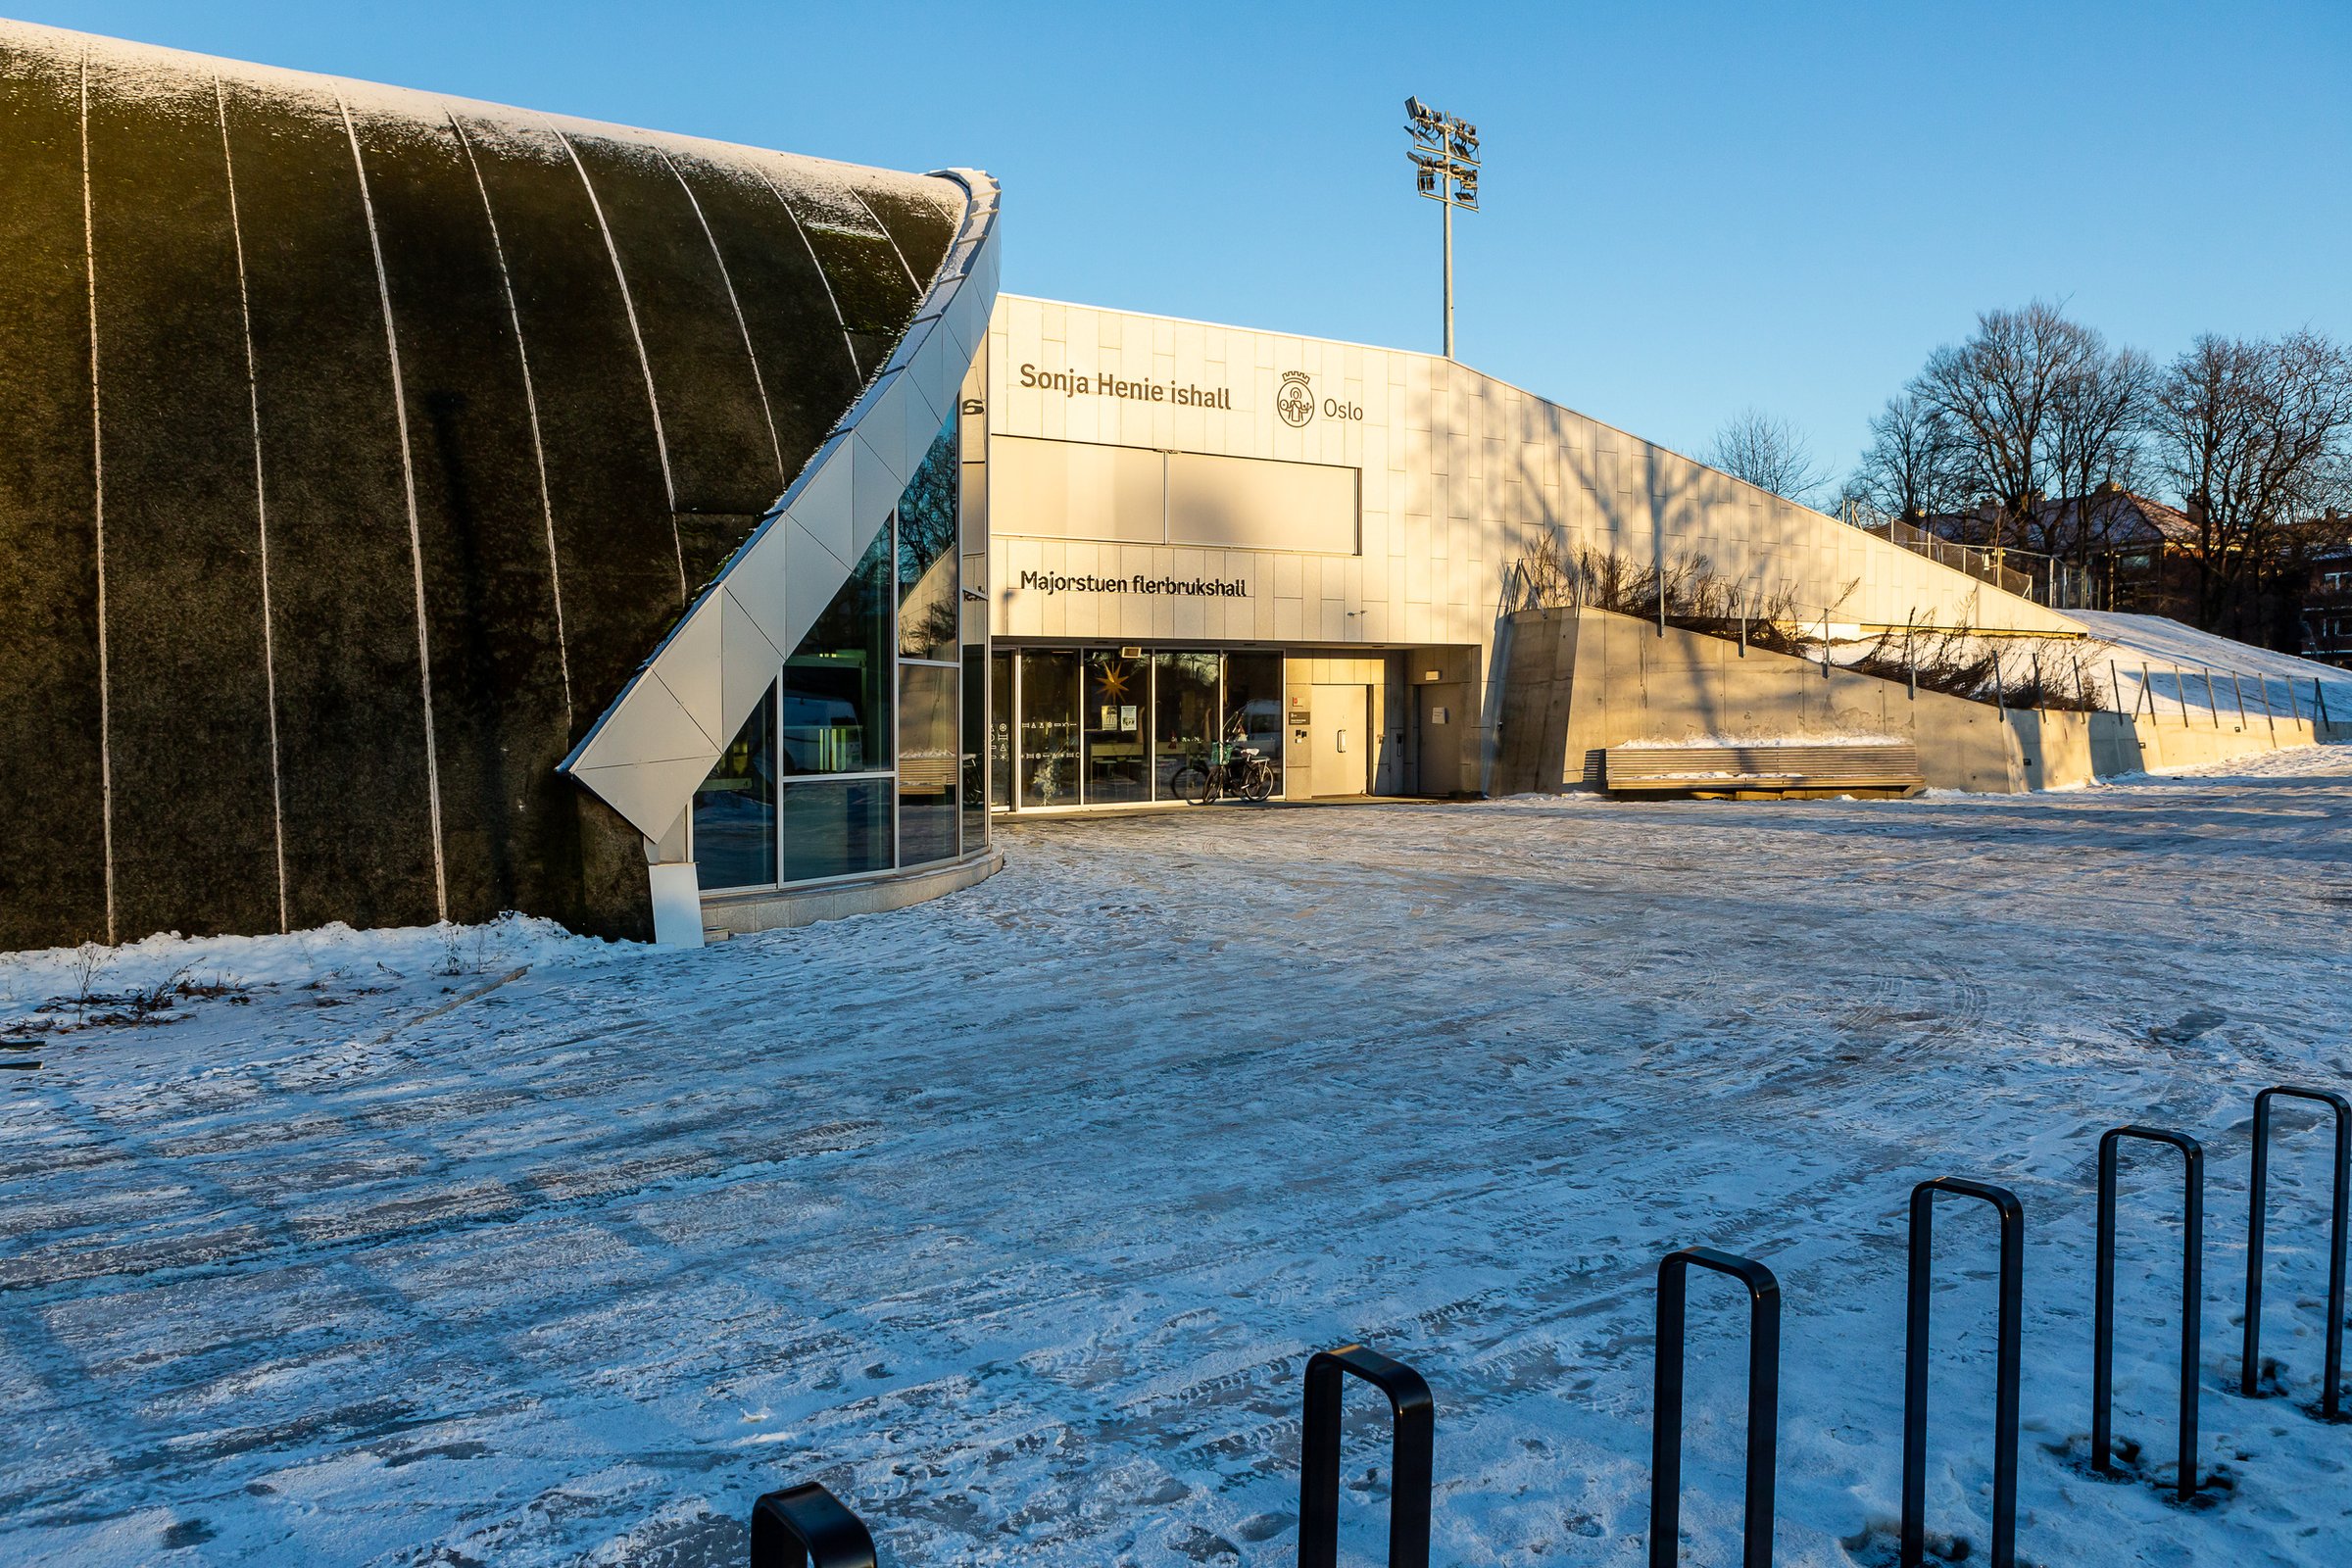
6,748 -> 2352,1567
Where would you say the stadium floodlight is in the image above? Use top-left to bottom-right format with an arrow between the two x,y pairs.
1404,95 -> 1479,358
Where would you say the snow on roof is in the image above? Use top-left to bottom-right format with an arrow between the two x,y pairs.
0,16 -> 960,220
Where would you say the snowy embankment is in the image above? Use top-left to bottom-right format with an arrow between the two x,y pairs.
4,747 -> 2351,1567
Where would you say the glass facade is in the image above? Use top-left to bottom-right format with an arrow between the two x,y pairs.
691,681 -> 777,889
962,646 -> 987,852
777,777 -> 893,883
783,525 -> 891,777
1084,651 -> 1150,805
989,651 -> 1014,809
1223,653 -> 1286,771
898,421 -> 958,662
898,662 -> 957,865
1152,652 -> 1219,799
996,648 -> 1291,811
1019,651 -> 1079,807
694,409 -> 985,894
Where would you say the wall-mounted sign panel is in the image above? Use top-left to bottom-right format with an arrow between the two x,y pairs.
1167,451 -> 1355,555
993,435 -> 1356,557
990,435 -> 1163,544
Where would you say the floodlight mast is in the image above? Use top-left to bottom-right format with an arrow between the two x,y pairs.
1404,96 -> 1479,358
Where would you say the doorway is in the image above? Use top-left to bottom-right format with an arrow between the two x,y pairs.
1308,684 -> 1371,797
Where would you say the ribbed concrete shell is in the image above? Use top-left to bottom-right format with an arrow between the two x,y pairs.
0,21 -> 987,947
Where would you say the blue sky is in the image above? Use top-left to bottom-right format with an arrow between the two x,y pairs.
33,1 -> 2351,481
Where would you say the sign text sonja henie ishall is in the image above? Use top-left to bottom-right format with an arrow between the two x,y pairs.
1016,363 -> 1233,409
1017,570 -> 1249,597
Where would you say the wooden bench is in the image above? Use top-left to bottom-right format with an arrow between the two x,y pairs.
1602,742 -> 1926,799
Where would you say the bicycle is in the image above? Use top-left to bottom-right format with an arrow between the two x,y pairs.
1170,739 -> 1277,805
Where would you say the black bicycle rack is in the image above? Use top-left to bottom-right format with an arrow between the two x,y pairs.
2241,1085 -> 2350,1420
1650,1247 -> 1781,1568
2092,1125 -> 2205,1500
750,1482 -> 878,1568
1298,1344 -> 1434,1568
1900,1177 -> 2023,1568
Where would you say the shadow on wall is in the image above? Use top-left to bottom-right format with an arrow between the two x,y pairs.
1494,608 -> 2326,798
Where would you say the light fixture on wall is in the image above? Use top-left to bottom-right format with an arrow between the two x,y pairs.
1403,96 -> 1479,360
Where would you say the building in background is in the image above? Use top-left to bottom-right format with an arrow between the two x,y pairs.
968,295 -> 2082,812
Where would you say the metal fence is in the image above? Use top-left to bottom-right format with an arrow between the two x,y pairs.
2113,662 -> 2343,733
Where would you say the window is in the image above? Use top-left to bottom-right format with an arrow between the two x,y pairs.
898,420 -> 959,661
783,524 -> 892,776
990,652 -> 1014,811
777,777 -> 893,883
899,662 -> 958,865
963,645 -> 988,843
690,410 -> 965,889
1020,652 -> 1079,807
1152,652 -> 1219,800
693,683 -> 776,890
1224,653 -> 1286,792
1085,651 -> 1149,805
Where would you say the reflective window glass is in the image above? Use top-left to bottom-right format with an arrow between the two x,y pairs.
962,647 -> 987,843
777,776 -> 892,883
1224,653 -> 1286,795
899,662 -> 958,866
693,683 -> 776,889
783,523 -> 892,775
1020,652 -> 1080,807
1152,652 -> 1219,799
990,652 -> 1013,811
1085,651 -> 1150,805
897,417 -> 958,661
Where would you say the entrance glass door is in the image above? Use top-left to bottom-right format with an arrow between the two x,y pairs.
1084,651 -> 1149,804
1019,652 -> 1079,807
1152,651 -> 1218,799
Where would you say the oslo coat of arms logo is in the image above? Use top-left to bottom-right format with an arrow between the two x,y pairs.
1274,370 -> 1316,428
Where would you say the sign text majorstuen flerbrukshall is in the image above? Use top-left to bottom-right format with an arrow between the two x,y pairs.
1017,570 -> 1249,598
1017,363 -> 1232,410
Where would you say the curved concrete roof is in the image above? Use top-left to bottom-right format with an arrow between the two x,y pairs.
0,20 -> 973,947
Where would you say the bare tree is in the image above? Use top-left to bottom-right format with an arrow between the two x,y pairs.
1708,409 -> 1827,502
2035,343 -> 2153,566
1911,301 -> 2105,552
1849,391 -> 1971,520
2151,328 -> 2352,641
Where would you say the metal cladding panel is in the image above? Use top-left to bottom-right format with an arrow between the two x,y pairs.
718,589 -> 786,728
0,19 -> 966,946
787,437 -> 855,568
0,49 -> 108,949
848,430 -> 905,564
647,594 -> 723,746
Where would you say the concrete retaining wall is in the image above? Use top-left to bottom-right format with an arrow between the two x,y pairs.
1497,608 -> 2333,796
